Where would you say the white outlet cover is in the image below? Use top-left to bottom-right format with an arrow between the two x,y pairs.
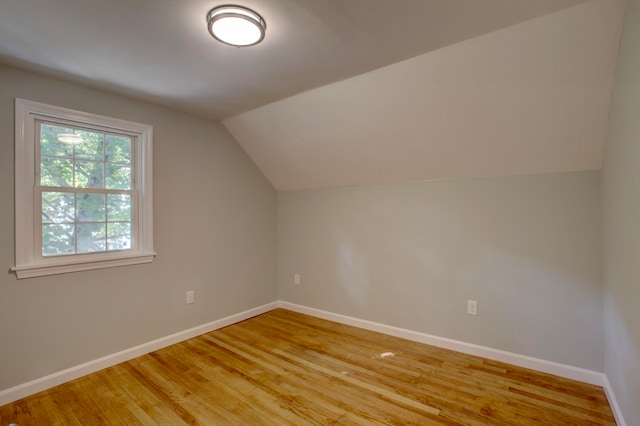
467,300 -> 478,315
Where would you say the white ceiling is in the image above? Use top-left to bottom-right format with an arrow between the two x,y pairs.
0,0 -> 625,190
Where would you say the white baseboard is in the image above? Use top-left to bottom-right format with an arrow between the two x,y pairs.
278,301 -> 605,386
603,375 -> 627,426
0,301 -> 279,407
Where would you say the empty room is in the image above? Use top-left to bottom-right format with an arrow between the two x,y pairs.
0,0 -> 638,424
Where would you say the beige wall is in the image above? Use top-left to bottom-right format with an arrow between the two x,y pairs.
278,171 -> 603,370
0,65 -> 277,391
602,0 -> 640,423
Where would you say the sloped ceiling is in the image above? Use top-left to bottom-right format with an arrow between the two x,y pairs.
224,0 -> 625,190
0,0 -> 586,120
0,0 -> 625,191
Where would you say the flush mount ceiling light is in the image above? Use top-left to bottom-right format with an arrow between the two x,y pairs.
56,133 -> 83,144
207,5 -> 266,47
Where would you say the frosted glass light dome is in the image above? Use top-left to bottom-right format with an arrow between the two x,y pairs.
207,5 -> 266,47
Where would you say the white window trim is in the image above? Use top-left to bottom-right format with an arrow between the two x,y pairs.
12,99 -> 155,279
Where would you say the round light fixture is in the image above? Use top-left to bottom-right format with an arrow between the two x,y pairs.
56,133 -> 83,144
207,5 -> 266,47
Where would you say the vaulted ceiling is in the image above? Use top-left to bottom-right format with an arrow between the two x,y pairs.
0,0 -> 626,190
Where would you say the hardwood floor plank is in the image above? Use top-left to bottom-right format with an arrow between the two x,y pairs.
92,374 -> 168,424
0,308 -> 616,425
177,340 -> 307,425
109,365 -> 189,424
150,344 -> 304,424
233,312 -> 559,425
201,333 -> 429,424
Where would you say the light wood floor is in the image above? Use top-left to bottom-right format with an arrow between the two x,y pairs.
1,309 -> 615,425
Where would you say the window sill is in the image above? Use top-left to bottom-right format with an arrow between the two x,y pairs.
11,252 -> 156,279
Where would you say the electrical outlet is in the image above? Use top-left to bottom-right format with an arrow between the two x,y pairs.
294,273 -> 301,285
467,300 -> 478,315
186,290 -> 195,304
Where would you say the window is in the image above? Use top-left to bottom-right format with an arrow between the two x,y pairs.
12,99 -> 155,279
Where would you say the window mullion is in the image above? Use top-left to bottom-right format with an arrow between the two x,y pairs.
39,187 -> 133,195
73,192 -> 78,254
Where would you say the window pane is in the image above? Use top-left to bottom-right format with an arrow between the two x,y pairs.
107,194 -> 131,222
75,160 -> 104,188
76,193 -> 106,222
42,224 -> 75,256
77,224 -> 106,253
41,158 -> 74,187
42,192 -> 75,224
40,124 -> 74,158
106,135 -> 131,164
108,222 -> 131,250
106,164 -> 131,190
74,130 -> 104,161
